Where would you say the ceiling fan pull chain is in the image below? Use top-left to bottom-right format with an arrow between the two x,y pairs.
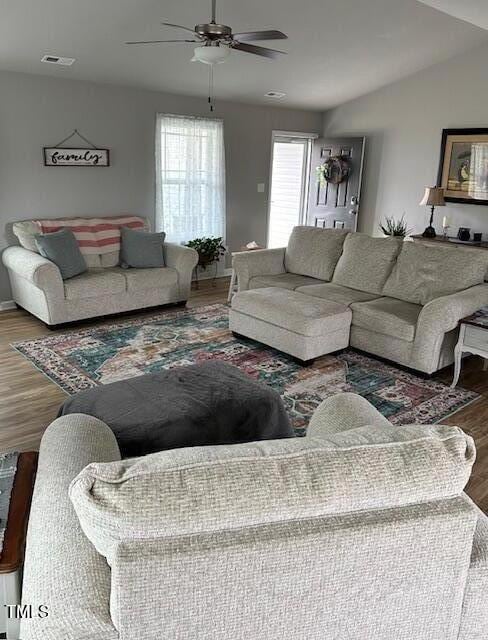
208,64 -> 215,112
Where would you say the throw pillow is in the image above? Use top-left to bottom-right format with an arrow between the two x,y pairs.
34,228 -> 87,280
119,227 -> 166,269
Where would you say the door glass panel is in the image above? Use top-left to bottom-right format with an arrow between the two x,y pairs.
268,138 -> 308,248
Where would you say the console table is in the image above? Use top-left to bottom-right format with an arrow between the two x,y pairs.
451,309 -> 488,388
411,235 -> 488,250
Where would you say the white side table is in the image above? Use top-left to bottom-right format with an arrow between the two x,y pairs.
451,312 -> 488,388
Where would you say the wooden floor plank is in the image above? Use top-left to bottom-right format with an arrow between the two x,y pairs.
1,277 -> 487,511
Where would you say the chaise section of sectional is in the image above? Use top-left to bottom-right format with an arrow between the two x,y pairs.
230,287 -> 352,363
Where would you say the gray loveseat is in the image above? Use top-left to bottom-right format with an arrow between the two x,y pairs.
232,226 -> 488,373
20,394 -> 488,639
2,216 -> 198,326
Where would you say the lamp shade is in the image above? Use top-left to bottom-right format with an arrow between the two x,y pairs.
192,45 -> 230,65
420,186 -> 445,207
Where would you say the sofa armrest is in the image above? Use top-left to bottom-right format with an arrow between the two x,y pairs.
2,245 -> 64,299
412,284 -> 488,372
21,414 -> 121,640
458,505 -> 488,639
163,242 -> 198,300
307,392 -> 391,439
418,285 -> 488,335
232,248 -> 286,291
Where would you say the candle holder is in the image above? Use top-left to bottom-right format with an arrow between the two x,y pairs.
442,224 -> 450,240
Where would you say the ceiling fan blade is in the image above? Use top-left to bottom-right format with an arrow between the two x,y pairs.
232,42 -> 286,59
232,30 -> 287,42
126,39 -> 198,45
161,22 -> 204,39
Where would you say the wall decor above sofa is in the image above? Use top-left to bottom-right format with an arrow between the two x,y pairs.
437,128 -> 488,205
43,129 -> 110,167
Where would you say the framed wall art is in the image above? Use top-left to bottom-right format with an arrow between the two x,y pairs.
43,129 -> 110,167
437,128 -> 488,205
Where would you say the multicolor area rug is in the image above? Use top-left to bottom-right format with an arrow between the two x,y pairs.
13,303 -> 478,435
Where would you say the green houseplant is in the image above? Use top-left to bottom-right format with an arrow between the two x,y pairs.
186,237 -> 226,269
379,215 -> 412,237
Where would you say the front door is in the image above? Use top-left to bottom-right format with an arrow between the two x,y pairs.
307,137 -> 365,230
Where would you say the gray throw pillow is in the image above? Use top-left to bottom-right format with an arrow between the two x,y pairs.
119,226 -> 166,269
35,228 -> 87,280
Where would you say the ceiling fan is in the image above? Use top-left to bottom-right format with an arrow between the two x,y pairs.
125,0 -> 288,63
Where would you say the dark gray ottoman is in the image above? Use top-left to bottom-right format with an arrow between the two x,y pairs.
58,361 -> 293,457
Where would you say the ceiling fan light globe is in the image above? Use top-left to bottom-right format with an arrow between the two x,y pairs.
192,44 -> 230,65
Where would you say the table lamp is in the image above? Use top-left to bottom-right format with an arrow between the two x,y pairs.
420,186 -> 445,238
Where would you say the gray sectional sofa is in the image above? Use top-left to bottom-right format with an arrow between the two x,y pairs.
21,394 -> 488,639
231,226 -> 488,373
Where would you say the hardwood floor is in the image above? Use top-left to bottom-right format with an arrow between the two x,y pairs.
1,276 -> 487,511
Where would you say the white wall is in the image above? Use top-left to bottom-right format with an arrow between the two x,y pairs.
323,39 -> 488,239
0,70 -> 321,302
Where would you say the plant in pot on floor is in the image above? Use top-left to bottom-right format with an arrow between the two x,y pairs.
186,237 -> 226,288
379,215 -> 412,238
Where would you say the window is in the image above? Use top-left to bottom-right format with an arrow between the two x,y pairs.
155,114 -> 226,244
267,133 -> 315,248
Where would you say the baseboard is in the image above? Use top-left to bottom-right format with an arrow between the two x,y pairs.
192,268 -> 232,281
0,300 -> 16,311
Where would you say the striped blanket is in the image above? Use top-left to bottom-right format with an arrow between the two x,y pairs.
36,215 -> 145,255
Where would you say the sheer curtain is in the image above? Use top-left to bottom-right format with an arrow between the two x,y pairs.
155,114 -> 226,244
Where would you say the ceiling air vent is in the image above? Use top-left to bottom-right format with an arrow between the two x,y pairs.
264,91 -> 286,99
41,54 -> 76,66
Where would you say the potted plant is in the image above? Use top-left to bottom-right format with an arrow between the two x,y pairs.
379,215 -> 412,237
186,237 -> 226,270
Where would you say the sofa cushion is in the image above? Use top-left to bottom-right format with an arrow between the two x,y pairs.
70,422 -> 474,566
383,241 -> 488,305
332,234 -> 402,295
296,283 -> 379,306
351,297 -> 422,342
100,251 -> 119,268
120,266 -> 178,292
249,273 -> 326,291
284,226 -> 348,281
231,287 -> 350,337
120,227 -> 166,269
35,229 -> 88,280
63,269 -> 126,300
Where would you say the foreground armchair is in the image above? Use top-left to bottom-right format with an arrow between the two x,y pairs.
21,393 -> 487,639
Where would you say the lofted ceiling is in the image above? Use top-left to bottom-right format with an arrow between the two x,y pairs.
418,1 -> 488,31
0,0 -> 487,110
